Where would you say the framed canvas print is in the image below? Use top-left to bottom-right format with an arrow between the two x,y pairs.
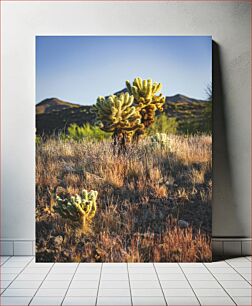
36,36 -> 212,262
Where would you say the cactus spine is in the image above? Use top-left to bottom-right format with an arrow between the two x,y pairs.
92,92 -> 144,147
54,189 -> 98,231
92,78 -> 166,147
126,77 -> 165,133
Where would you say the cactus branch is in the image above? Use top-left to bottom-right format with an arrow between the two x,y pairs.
54,189 -> 98,232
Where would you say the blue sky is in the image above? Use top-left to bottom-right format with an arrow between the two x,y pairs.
36,36 -> 212,105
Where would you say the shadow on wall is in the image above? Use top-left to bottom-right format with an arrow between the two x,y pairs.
212,41 -> 245,239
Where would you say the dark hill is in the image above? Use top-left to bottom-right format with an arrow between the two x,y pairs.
113,88 -> 128,96
36,105 -> 94,135
36,93 -> 211,135
36,98 -> 80,114
166,94 -> 206,104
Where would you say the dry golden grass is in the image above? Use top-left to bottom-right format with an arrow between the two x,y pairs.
36,134 -> 212,262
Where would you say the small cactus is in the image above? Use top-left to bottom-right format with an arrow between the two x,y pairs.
54,189 -> 98,231
150,133 -> 170,149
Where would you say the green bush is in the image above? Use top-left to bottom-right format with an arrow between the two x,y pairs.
36,135 -> 42,145
147,113 -> 178,135
67,123 -> 111,141
179,102 -> 212,134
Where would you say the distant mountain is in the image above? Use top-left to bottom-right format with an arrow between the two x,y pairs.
113,88 -> 128,96
36,98 -> 80,114
113,90 -> 206,104
36,93 -> 211,135
166,94 -> 207,104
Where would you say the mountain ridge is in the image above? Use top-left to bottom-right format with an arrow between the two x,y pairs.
36,92 -> 211,135
36,93 -> 207,115
36,98 -> 80,114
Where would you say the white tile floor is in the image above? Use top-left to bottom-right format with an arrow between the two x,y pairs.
0,256 -> 251,305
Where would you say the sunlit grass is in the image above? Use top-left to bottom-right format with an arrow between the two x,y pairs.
36,134 -> 212,262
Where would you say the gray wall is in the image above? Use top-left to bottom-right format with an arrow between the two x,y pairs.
1,1 -> 251,241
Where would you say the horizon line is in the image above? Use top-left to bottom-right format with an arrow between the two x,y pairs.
36,92 -> 208,105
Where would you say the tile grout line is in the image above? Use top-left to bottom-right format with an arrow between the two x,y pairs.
225,260 -> 252,286
127,263 -> 133,306
203,262 -> 238,305
244,257 -> 251,262
1,258 -> 250,305
0,256 -> 11,301
61,263 -> 80,306
153,263 -> 168,306
0,256 -> 9,294
28,261 -> 55,305
0,255 -> 12,266
0,255 -> 12,292
178,263 -> 202,306
0,256 -> 34,297
95,262 -> 103,306
1,255 -> 21,291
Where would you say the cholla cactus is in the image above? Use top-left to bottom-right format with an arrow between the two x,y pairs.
126,77 -> 165,129
92,78 -> 166,147
54,189 -> 98,231
92,92 -> 144,147
150,133 -> 171,149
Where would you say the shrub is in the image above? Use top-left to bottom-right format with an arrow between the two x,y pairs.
67,123 -> 111,141
148,113 -> 178,135
36,135 -> 42,145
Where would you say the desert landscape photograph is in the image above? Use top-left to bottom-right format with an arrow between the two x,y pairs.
36,36 -> 212,262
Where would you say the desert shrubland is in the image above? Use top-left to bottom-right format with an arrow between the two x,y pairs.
36,133 -> 212,262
